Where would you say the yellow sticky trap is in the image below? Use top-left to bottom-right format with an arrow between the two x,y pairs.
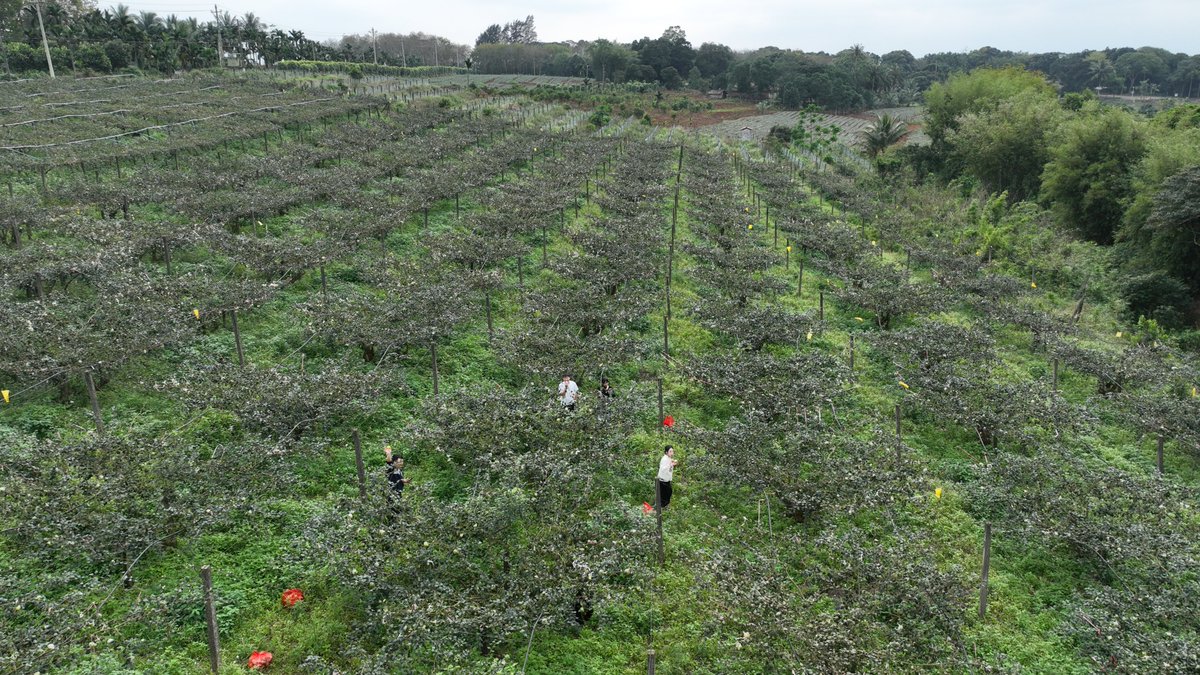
1030,281 -> 1037,289
193,309 -> 201,320
854,317 -> 865,322
744,207 -> 750,213
786,246 -> 792,252
899,381 -> 910,390
1115,331 -> 1123,338
1,390 -> 9,404
870,240 -> 877,246
934,487 -> 942,500
1192,387 -> 1197,397
748,224 -> 753,230
806,330 -> 813,342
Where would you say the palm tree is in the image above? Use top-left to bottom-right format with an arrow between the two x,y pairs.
239,12 -> 263,65
861,113 -> 907,158
137,11 -> 162,35
110,4 -> 136,38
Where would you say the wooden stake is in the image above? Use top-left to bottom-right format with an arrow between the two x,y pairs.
662,316 -> 669,358
647,649 -> 656,675
230,309 -> 245,367
894,403 -> 902,456
485,292 -> 494,341
654,478 -> 664,565
818,291 -> 824,322
1052,359 -> 1059,392
351,429 -> 367,497
667,186 -> 678,319
84,371 -> 104,434
978,523 -> 992,619
200,566 -> 221,673
1157,433 -> 1165,476
657,378 -> 664,426
798,257 -> 804,297
430,342 -> 440,396
849,334 -> 855,371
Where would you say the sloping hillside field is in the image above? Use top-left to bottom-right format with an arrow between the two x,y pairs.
2,74 -> 1198,673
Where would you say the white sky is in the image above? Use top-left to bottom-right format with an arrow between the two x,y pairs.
122,0 -> 1199,56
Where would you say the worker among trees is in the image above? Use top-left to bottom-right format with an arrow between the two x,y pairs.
558,374 -> 580,411
657,445 -> 677,510
384,445 -> 411,498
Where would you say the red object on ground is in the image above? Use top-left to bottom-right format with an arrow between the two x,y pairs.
642,502 -> 654,515
662,416 -> 675,428
281,588 -> 304,608
248,651 -> 273,669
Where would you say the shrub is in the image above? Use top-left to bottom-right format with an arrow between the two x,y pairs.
588,105 -> 611,128
1119,271 -> 1191,327
102,39 -> 130,69
75,44 -> 112,73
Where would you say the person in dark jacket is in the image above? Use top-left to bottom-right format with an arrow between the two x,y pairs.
384,445 -> 411,497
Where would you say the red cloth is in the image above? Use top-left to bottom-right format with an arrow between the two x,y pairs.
662,416 -> 675,428
248,651 -> 273,669
281,588 -> 304,608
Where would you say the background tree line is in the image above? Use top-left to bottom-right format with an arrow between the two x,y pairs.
887,66 -> 1200,330
0,1 -> 341,74
470,20 -> 1200,111
334,31 -> 470,68
0,1 -> 469,75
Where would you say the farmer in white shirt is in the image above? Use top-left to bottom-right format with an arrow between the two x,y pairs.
558,374 -> 580,411
656,446 -> 677,510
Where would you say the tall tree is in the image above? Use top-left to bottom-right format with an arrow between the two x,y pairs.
949,89 -> 1066,200
1041,105 -> 1147,244
923,66 -> 1056,148
476,23 -> 502,46
695,42 -> 733,80
501,15 -> 536,44
587,39 -> 634,82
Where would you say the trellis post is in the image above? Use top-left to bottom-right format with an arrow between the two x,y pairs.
200,566 -> 221,673
978,523 -> 992,619
230,309 -> 245,367
654,478 -> 664,566
353,429 -> 366,498
84,371 -> 104,434
1157,433 -> 1165,476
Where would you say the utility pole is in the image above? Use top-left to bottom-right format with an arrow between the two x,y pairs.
35,0 -> 54,78
213,5 -> 224,69
370,28 -> 377,65
398,33 -> 405,66
433,36 -> 438,67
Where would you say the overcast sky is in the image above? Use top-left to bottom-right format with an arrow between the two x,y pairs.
129,0 -> 1198,56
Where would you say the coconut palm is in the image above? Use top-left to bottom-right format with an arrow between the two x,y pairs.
861,113 -> 907,158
